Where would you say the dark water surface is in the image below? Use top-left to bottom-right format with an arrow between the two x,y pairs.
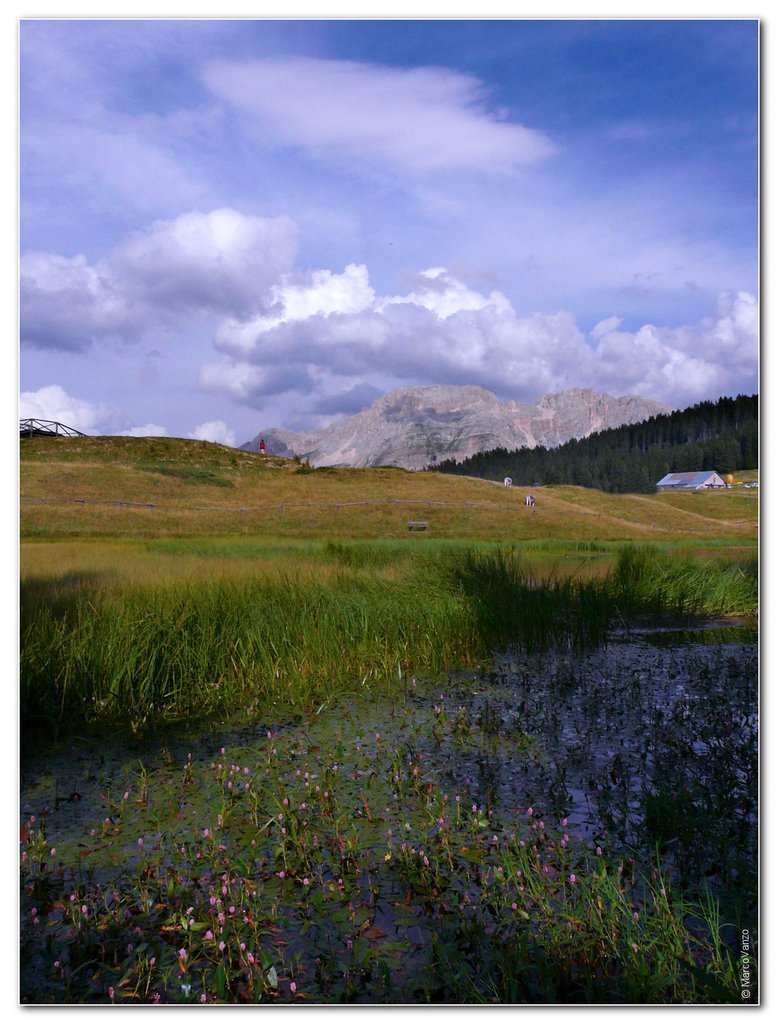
20,624 -> 758,1003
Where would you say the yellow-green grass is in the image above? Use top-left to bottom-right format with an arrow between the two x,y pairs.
20,435 -> 758,544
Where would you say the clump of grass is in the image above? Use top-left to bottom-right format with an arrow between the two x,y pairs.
19,569 -> 478,739
140,466 -> 234,488
612,545 -> 758,617
444,548 -> 614,652
322,540 -> 411,570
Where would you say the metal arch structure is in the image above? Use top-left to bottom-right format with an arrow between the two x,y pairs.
20,418 -> 87,440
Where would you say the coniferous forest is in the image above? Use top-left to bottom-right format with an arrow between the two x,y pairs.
431,394 -> 758,493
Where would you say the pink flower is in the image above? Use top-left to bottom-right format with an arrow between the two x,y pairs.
569,874 -> 577,884
290,981 -> 297,995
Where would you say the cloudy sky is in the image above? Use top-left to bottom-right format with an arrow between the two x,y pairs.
19,16 -> 759,445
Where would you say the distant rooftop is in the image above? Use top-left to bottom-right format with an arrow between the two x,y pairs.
656,471 -> 727,490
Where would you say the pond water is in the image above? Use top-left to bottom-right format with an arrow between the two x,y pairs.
20,623 -> 758,1003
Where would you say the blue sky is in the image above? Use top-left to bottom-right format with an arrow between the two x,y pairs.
19,16 -> 759,444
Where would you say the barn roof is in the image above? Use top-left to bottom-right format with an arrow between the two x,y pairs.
656,471 -> 723,488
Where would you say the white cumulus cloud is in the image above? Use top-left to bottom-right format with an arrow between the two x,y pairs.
189,420 -> 236,446
117,424 -> 170,437
201,262 -> 758,418
20,385 -> 109,433
216,263 -> 375,357
111,208 -> 298,319
21,209 -> 298,351
589,291 -> 758,407
378,267 -> 513,319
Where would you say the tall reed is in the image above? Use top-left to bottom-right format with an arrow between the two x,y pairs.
20,569 -> 478,738
612,545 -> 758,617
20,544 -> 757,738
443,547 -> 614,652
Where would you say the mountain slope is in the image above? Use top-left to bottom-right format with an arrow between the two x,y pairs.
241,385 -> 668,469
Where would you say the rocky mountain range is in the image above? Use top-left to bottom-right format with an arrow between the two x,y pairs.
240,385 -> 669,470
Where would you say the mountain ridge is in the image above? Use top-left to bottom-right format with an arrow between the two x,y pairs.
241,384 -> 669,470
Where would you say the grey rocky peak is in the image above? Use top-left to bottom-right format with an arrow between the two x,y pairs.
241,385 -> 668,470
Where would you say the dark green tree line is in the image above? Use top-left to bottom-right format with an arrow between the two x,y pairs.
431,394 -> 758,493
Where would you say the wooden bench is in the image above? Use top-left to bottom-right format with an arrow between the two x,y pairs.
407,521 -> 428,531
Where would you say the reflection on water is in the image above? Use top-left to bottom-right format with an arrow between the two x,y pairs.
417,625 -> 757,907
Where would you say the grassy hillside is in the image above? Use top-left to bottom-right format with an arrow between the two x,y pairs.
20,434 -> 758,544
